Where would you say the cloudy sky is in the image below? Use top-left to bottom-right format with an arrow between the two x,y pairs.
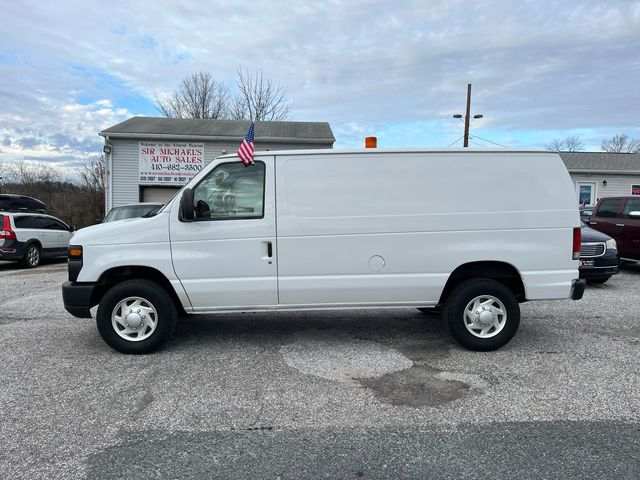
1,0 -> 639,175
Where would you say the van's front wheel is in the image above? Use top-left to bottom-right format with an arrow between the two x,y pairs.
96,280 -> 177,354
444,279 -> 520,351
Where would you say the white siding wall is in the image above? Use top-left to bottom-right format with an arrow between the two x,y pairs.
570,172 -> 640,205
107,138 -> 329,211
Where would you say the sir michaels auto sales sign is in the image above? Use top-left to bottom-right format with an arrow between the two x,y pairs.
139,141 -> 204,185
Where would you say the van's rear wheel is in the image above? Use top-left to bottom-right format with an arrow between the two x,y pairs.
96,279 -> 177,354
444,279 -> 520,351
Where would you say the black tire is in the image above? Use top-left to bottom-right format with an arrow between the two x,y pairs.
417,307 -> 443,316
443,279 -> 520,351
21,243 -> 41,268
586,277 -> 609,285
96,279 -> 177,354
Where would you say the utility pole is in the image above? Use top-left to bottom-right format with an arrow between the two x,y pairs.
463,83 -> 472,147
453,83 -> 483,147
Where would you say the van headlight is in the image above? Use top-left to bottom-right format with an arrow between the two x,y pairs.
606,239 -> 617,250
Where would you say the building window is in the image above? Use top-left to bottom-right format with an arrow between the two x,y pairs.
576,182 -> 596,206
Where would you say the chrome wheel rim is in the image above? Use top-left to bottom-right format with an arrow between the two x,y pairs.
28,247 -> 39,266
111,296 -> 158,342
463,295 -> 507,338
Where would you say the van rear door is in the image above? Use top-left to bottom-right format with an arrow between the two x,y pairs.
169,157 -> 277,310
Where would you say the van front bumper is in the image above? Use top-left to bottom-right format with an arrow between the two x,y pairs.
62,281 -> 96,318
570,279 -> 586,300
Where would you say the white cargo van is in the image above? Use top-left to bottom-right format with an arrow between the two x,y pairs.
62,149 -> 585,353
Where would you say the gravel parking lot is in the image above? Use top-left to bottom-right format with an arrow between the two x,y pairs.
1,260 -> 639,479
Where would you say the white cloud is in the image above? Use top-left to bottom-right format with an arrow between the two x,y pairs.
0,0 -> 638,169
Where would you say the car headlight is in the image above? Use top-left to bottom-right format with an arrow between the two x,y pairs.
606,238 -> 617,250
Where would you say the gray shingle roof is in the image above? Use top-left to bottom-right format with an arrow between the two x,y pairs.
560,152 -> 640,173
100,117 -> 335,144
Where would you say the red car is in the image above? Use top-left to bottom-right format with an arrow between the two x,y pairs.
587,196 -> 640,261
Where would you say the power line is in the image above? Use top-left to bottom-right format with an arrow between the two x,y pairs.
468,137 -> 495,148
469,134 -> 508,148
447,136 -> 465,147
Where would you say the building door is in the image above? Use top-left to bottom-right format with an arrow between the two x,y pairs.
576,182 -> 596,206
141,187 -> 180,204
169,157 -> 277,310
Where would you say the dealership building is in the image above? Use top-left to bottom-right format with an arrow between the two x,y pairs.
100,117 -> 335,212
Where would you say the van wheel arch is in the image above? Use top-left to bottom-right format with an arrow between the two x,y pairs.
438,261 -> 526,306
91,266 -> 187,316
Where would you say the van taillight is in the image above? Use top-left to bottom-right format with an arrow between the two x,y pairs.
572,227 -> 581,260
0,216 -> 16,240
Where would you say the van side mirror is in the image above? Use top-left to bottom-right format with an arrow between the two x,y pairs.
629,211 -> 640,219
69,225 -> 76,232
180,188 -> 195,222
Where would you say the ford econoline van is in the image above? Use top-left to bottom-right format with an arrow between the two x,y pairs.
62,149 -> 585,353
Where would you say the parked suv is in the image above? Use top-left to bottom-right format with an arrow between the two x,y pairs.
588,196 -> 640,261
0,212 -> 75,267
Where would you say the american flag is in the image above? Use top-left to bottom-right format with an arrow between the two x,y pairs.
237,121 -> 255,166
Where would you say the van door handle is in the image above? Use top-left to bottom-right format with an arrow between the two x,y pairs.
615,223 -> 625,227
589,221 -> 597,225
264,241 -> 273,264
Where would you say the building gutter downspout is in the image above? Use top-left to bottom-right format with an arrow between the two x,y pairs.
104,135 -> 112,215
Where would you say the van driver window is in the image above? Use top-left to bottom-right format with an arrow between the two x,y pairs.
193,162 -> 265,220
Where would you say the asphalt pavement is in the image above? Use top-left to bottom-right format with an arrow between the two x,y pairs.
0,259 -> 639,479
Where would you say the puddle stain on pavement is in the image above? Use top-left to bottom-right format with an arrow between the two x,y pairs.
357,341 -> 478,408
281,331 -> 483,408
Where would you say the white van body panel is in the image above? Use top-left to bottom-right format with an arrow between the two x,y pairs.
274,151 -> 578,305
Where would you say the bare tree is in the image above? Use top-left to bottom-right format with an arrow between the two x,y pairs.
79,155 -> 106,223
9,158 -> 60,185
0,158 -> 5,194
601,133 -> 640,153
7,159 -> 62,211
156,69 -> 292,122
545,136 -> 584,152
2,155 -> 107,228
155,72 -> 230,119
230,67 -> 291,121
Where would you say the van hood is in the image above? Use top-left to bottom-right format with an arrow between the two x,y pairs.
71,211 -> 170,246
